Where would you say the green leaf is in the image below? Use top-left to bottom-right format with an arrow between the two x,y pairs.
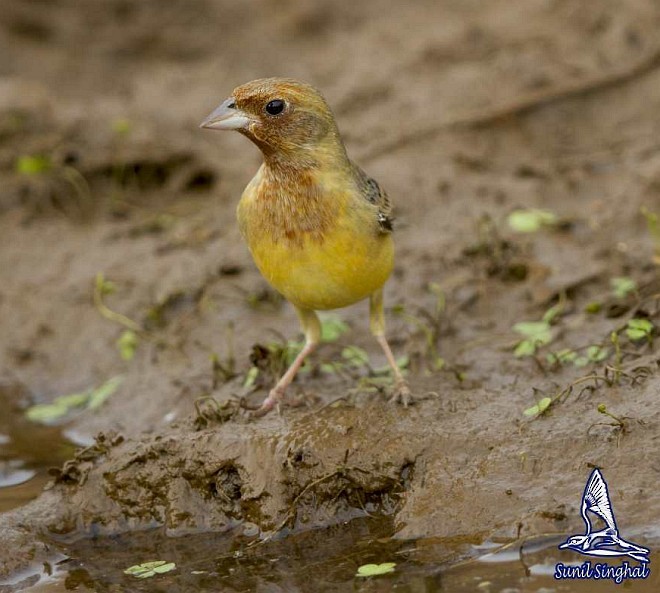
243,366 -> 259,388
611,277 -> 637,299
341,346 -> 370,368
124,561 -> 175,579
25,401 -> 71,423
513,321 -> 552,341
546,348 -> 576,365
152,562 -> 176,574
116,330 -> 139,361
320,316 -> 349,342
625,318 -> 653,341
507,209 -> 558,233
16,155 -> 51,175
513,321 -> 552,357
523,397 -> 552,417
87,376 -> 123,410
356,562 -> 396,577
25,377 -> 122,423
586,345 -> 609,363
514,339 -> 537,358
542,303 -> 563,324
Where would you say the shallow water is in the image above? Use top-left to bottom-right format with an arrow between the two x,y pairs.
0,385 -> 76,513
4,519 -> 657,592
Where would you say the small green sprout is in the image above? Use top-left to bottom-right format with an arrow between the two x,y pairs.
507,209 -> 558,233
523,396 -> 552,418
356,562 -> 396,578
597,403 -> 625,429
641,206 -> 660,264
546,348 -> 577,365
320,315 -> 349,342
513,321 -> 552,357
243,366 -> 259,388
610,277 -> 637,299
16,155 -> 52,175
547,345 -> 609,368
26,376 -> 123,423
584,301 -> 602,314
112,118 -> 132,136
625,318 -> 654,342
586,345 -> 609,363
341,345 -> 370,368
124,561 -> 176,579
116,330 -> 139,361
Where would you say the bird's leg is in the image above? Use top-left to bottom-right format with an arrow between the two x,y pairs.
254,307 -> 321,416
369,289 -> 411,406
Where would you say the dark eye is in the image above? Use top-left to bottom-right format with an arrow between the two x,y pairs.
265,99 -> 285,115
227,100 -> 236,109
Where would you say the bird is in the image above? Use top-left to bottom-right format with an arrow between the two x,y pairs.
200,77 -> 410,416
559,469 -> 650,563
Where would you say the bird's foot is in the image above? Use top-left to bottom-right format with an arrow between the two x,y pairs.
388,379 -> 412,407
252,386 -> 286,418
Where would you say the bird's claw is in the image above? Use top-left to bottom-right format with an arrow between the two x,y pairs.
251,386 -> 286,418
388,379 -> 412,407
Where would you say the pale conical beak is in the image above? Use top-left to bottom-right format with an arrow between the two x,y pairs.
200,98 -> 250,130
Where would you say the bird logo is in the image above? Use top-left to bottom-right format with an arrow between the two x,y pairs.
559,469 -> 650,564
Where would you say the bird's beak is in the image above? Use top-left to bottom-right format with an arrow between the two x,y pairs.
200,98 -> 250,131
558,542 -> 569,549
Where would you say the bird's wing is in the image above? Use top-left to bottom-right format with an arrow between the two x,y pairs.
352,164 -> 393,233
583,469 -> 617,531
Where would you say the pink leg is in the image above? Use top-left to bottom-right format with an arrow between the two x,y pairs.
370,289 -> 412,406
254,307 -> 321,417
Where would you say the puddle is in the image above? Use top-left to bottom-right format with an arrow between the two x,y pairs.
2,521 -> 657,592
0,384 -> 77,513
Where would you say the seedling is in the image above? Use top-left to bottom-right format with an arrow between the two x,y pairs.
513,299 -> 564,357
356,562 -> 396,577
546,345 -> 609,368
93,273 -> 142,333
523,396 -> 552,418
507,208 -> 558,233
513,322 -> 552,357
641,206 -> 660,264
16,153 -> 91,216
124,561 -> 176,579
610,277 -> 637,299
26,376 -> 123,424
597,403 -> 626,429
625,318 -> 654,344
116,330 -> 138,361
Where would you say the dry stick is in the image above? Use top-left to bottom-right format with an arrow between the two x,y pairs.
361,46 -> 660,163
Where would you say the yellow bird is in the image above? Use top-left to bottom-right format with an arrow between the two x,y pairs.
201,78 -> 410,415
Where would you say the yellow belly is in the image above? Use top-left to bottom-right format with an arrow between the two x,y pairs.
245,225 -> 393,311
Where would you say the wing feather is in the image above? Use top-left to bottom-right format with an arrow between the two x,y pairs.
583,469 -> 617,531
352,163 -> 393,233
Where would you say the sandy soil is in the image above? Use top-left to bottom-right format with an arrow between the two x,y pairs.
1,0 -> 660,585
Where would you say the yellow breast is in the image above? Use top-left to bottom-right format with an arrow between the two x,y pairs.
237,170 -> 393,311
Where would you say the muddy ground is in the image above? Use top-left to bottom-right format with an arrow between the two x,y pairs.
1,0 -> 660,587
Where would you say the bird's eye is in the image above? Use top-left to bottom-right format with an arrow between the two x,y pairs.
265,99 -> 285,116
227,101 -> 236,109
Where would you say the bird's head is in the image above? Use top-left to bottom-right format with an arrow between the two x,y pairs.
559,536 -> 586,549
201,78 -> 343,165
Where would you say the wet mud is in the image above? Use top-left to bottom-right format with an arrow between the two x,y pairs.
1,0 -> 660,590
